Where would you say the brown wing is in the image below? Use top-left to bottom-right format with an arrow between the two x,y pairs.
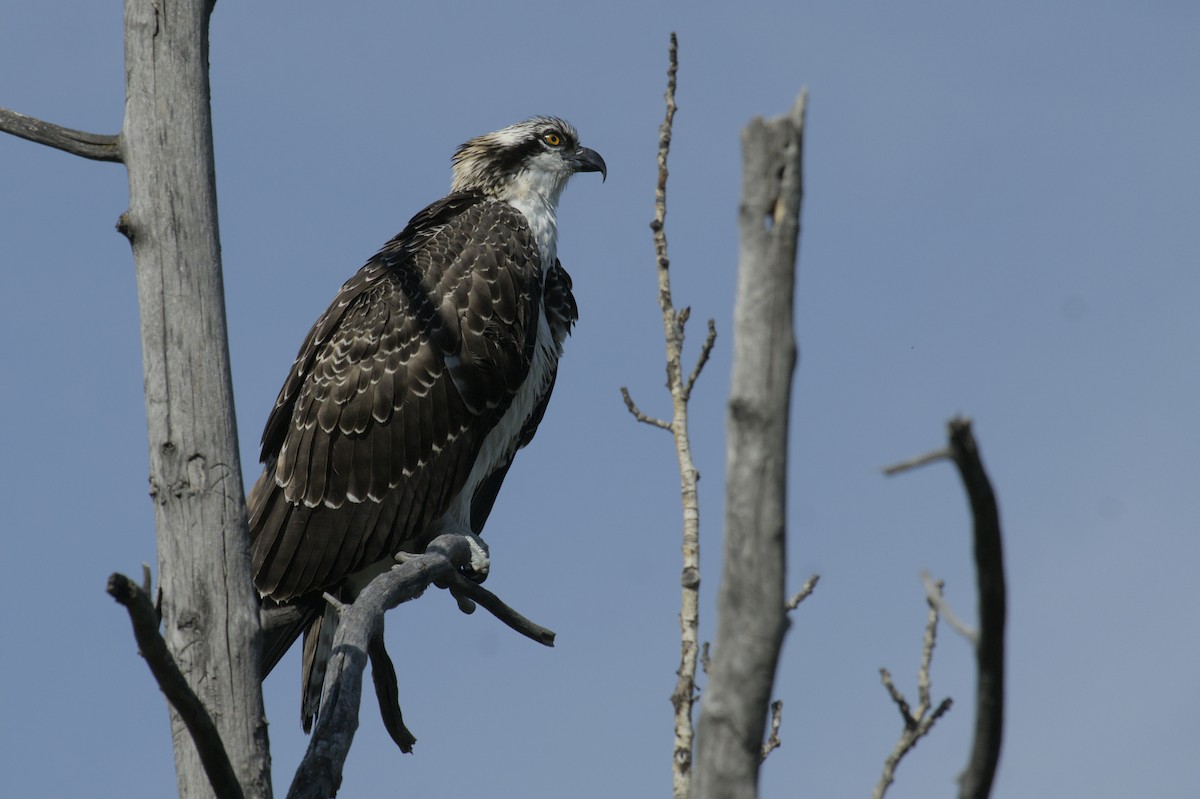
249,194 -> 542,601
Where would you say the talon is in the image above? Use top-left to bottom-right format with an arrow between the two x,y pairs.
461,534 -> 490,583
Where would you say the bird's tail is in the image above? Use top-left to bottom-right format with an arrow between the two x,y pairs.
300,603 -> 340,732
259,593 -> 342,733
260,593 -> 339,733
259,594 -> 322,678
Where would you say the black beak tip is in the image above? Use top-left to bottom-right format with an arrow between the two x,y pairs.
575,147 -> 607,182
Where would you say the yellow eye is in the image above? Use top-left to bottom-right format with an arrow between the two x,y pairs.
543,132 -> 562,147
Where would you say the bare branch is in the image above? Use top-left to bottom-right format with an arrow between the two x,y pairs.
760,700 -> 784,762
921,570 -> 976,644
620,386 -> 672,431
368,637 -> 417,753
106,573 -> 244,799
879,668 -> 913,725
692,88 -> 806,799
917,580 -> 944,710
321,591 -> 349,615
0,106 -> 122,162
786,573 -> 820,610
624,33 -> 706,799
872,583 -> 954,799
682,319 -> 718,402
286,534 -> 555,799
650,33 -> 678,273
888,418 -> 1007,798
443,571 -> 557,647
945,418 -> 1006,799
882,447 -> 952,475
648,35 -> 705,799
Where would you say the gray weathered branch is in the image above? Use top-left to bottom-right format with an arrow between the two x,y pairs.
119,0 -> 270,795
287,534 -> 555,799
691,89 -> 806,799
0,106 -> 122,162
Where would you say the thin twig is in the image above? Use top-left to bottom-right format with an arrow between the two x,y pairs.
620,386 -> 672,431
683,319 -> 718,402
872,580 -> 954,799
786,573 -> 820,610
921,570 -> 976,644
106,573 -> 244,799
882,447 -> 953,475
0,107 -> 121,162
879,668 -> 913,726
760,700 -> 784,762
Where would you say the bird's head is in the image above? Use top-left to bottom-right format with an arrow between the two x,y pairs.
451,117 -> 606,203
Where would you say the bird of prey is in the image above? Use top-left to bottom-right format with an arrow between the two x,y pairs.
247,117 -> 605,729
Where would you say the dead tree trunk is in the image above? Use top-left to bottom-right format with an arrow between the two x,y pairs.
119,1 -> 270,796
691,91 -> 806,799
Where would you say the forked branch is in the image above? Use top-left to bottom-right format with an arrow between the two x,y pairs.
872,580 -> 954,799
286,533 -> 555,799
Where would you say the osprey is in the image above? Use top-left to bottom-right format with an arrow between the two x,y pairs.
248,117 -> 605,729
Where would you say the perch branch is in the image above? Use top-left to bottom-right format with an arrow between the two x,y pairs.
0,107 -> 121,162
872,581 -> 954,799
286,534 -> 555,799
106,573 -> 244,799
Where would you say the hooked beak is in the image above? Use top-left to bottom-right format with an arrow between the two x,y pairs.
569,146 -> 607,182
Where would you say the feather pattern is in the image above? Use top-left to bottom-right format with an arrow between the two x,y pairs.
250,193 -> 543,600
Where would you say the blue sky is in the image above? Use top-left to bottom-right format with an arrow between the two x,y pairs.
2,2 -> 1197,797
